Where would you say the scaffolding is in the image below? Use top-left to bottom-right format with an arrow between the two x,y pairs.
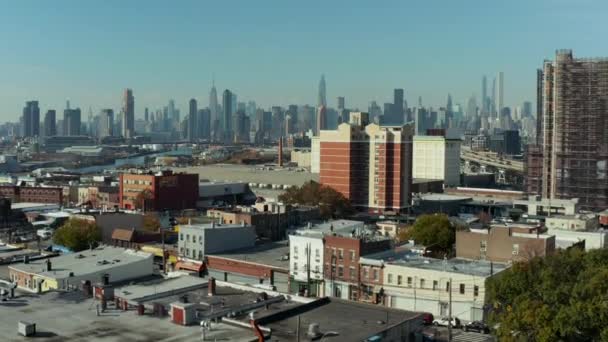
541,50 -> 608,211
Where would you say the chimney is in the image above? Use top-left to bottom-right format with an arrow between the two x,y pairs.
46,259 -> 52,272
208,277 -> 216,297
278,137 -> 284,167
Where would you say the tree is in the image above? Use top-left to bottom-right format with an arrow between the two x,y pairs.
407,214 -> 455,251
487,248 -> 608,341
52,218 -> 101,252
135,189 -> 153,211
278,181 -> 353,219
143,213 -> 161,232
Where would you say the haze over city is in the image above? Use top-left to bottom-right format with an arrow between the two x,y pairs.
1,0 -> 607,120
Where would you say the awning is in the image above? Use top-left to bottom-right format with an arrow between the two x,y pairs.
175,261 -> 205,272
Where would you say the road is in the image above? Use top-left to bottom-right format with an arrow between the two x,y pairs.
461,147 -> 523,173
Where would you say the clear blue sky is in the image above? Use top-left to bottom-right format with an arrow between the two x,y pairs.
1,0 -> 606,120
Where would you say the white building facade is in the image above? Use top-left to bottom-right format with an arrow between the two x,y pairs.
413,135 -> 461,187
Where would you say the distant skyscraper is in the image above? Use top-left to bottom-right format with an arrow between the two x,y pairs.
63,107 -> 81,136
188,98 -> 197,141
496,72 -> 504,116
222,90 -> 233,142
318,75 -> 327,107
481,75 -> 488,114
209,83 -> 219,141
122,88 -> 135,138
393,89 -> 404,124
316,106 -> 327,134
491,77 -> 496,118
368,101 -> 382,124
99,109 -> 114,138
198,108 -> 211,140
144,107 -> 149,122
446,94 -> 454,124
337,96 -> 345,110
22,101 -> 40,137
43,110 -> 56,137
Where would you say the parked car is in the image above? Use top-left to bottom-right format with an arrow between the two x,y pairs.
433,317 -> 461,328
463,321 -> 490,334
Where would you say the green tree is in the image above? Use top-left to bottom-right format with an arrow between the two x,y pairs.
52,218 -> 101,252
407,214 -> 455,251
143,213 -> 161,232
278,181 -> 353,219
487,248 -> 608,341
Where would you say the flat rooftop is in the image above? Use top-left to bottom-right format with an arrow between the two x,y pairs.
264,298 -> 422,342
419,194 -> 472,202
208,240 -> 290,270
364,248 -> 508,277
293,219 -> 365,238
114,275 -> 207,303
9,246 -> 152,279
0,289 -> 254,341
174,164 -> 319,186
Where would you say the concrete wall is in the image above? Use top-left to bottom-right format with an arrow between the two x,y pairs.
289,235 -> 324,282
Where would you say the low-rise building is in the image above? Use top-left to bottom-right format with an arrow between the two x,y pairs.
456,224 -> 555,262
545,214 -> 598,231
413,135 -> 461,187
376,220 -> 408,239
0,185 -> 63,204
207,202 -> 319,240
119,170 -> 199,211
368,248 -> 508,321
177,222 -> 256,261
8,246 -> 154,293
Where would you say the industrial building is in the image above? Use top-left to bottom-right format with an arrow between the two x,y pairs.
8,246 -> 154,293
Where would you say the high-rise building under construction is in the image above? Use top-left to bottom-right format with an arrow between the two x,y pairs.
537,49 -> 608,211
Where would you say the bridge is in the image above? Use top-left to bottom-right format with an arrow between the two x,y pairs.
460,147 -> 524,187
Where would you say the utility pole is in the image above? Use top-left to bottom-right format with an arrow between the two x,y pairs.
306,242 -> 311,297
161,227 -> 166,274
296,315 -> 301,342
448,277 -> 453,342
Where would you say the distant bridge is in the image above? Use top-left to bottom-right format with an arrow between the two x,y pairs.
460,147 -> 524,187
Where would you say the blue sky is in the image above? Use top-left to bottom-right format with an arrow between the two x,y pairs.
1,0 -> 607,120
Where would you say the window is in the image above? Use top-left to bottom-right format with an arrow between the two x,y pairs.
180,234 -> 183,241
373,269 -> 379,281
363,267 -> 369,279
397,275 -> 403,285
185,248 -> 189,256
433,280 -> 438,290
474,285 -> 479,297
315,265 -> 320,274
186,234 -> 190,242
338,266 -> 344,278
350,250 -> 355,260
331,264 -> 336,275
315,248 -> 320,258
446,281 -> 450,292
420,279 -> 425,289
388,273 -> 393,284
192,250 -> 196,258
350,267 -> 356,280
460,284 -> 465,295
293,246 -> 298,259
293,263 -> 298,272
407,277 -> 412,288
338,249 -> 344,260
198,251 -> 203,260
199,236 -> 203,244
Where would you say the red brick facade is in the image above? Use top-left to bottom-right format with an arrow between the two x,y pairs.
119,171 -> 199,211
0,185 -> 63,204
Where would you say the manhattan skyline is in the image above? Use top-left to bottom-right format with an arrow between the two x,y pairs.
1,0 -> 607,120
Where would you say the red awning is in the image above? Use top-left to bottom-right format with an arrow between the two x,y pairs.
175,261 -> 205,272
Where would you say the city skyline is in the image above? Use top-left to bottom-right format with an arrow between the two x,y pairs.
1,1 -> 607,120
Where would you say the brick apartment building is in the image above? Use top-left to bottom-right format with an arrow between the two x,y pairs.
0,185 -> 63,204
456,224 -> 555,262
319,112 -> 413,214
323,234 -> 392,301
119,170 -> 198,211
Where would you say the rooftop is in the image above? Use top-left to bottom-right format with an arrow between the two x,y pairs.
174,164 -> 318,187
418,194 -> 472,202
179,222 -> 251,230
263,298 -> 422,341
208,240 -> 290,270
9,246 -> 152,280
364,248 -> 507,277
